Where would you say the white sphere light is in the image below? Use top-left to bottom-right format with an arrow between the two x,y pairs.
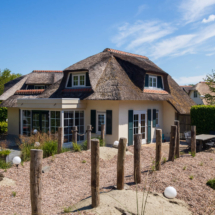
33,129 -> 38,134
13,156 -> 21,165
113,141 -> 119,146
164,186 -> 177,199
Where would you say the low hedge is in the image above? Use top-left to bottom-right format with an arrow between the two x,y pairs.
191,105 -> 215,134
0,122 -> 8,134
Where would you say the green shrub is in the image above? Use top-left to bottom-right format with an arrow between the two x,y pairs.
20,143 -> 35,161
191,105 -> 215,134
0,107 -> 7,122
73,142 -> 81,152
206,179 -> 215,189
42,140 -> 58,157
81,140 -> 88,150
0,149 -> 10,156
0,122 -> 8,134
0,160 -> 11,169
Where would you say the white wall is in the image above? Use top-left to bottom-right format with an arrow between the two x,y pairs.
189,90 -> 204,105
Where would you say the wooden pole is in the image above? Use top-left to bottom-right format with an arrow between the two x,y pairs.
169,125 -> 177,162
30,149 -> 43,215
57,127 -> 63,154
134,134 -> 141,184
91,139 -> 100,208
191,126 -> 196,154
156,129 -> 162,171
117,138 -> 127,190
101,124 -> 105,146
174,120 -> 180,158
87,125 -> 92,150
72,126 -> 78,143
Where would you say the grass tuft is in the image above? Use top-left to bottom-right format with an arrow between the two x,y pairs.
206,178 -> 215,190
0,160 -> 11,170
199,162 -> 203,166
189,175 -> 194,180
12,191 -> 16,197
82,160 -> 86,163
162,157 -> 167,164
183,166 -> 187,170
73,142 -> 81,152
63,206 -> 72,213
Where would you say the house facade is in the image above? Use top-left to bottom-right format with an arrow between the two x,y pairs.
0,48 -> 195,145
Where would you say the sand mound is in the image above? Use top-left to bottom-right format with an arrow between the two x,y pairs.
93,147 -> 133,160
71,189 -> 191,215
0,177 -> 16,187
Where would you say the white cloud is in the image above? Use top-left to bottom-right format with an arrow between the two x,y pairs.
111,21 -> 175,49
179,0 -> 215,23
173,74 -> 206,85
135,5 -> 146,17
202,14 -> 215,23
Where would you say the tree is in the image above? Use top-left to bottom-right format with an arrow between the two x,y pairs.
0,69 -> 22,95
204,69 -> 215,105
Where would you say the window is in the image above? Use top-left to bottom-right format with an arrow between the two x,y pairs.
64,111 -> 84,142
149,76 -> 157,88
194,91 -> 198,98
23,110 -> 31,136
35,85 -> 45,89
156,110 -> 159,126
97,113 -> 106,133
51,111 -> 60,134
66,73 -> 86,88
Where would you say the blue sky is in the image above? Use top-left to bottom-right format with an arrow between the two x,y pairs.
0,0 -> 215,85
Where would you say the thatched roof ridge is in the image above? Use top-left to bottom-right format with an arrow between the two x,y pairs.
33,70 -> 62,73
0,75 -> 29,101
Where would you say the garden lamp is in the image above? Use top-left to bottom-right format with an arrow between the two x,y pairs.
33,129 -> 38,134
13,156 -> 21,168
164,186 -> 177,199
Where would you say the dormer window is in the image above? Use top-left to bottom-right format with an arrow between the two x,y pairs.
144,74 -> 163,89
66,73 -> 86,88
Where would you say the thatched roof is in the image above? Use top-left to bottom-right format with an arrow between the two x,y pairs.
180,85 -> 193,94
1,49 -> 195,114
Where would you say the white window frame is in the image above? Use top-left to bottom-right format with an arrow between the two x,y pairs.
66,72 -> 86,88
149,75 -> 157,88
96,112 -> 106,134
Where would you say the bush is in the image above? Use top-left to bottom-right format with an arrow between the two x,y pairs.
0,122 -> 8,134
191,105 -> 215,134
206,179 -> 215,190
42,141 -> 58,157
0,149 -> 10,156
0,160 -> 11,169
0,107 -> 7,122
73,142 -> 81,152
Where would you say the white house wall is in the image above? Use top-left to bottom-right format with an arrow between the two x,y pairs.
189,90 -> 204,105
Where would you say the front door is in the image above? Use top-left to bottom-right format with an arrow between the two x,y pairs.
133,111 -> 146,144
32,111 -> 49,133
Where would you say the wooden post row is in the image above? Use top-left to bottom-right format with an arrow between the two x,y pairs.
117,138 -> 127,190
191,126 -> 196,154
72,126 -> 78,143
30,149 -> 43,215
169,125 -> 177,162
57,127 -> 63,154
174,120 -> 180,158
134,134 -> 141,184
87,125 -> 92,149
91,139 -> 100,208
156,129 -> 162,171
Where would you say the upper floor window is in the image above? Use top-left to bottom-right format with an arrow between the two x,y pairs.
66,73 -> 86,88
194,91 -> 198,98
149,76 -> 157,88
35,85 -> 45,89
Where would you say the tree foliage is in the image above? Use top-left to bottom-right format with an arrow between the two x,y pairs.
204,69 -> 215,105
0,68 -> 22,95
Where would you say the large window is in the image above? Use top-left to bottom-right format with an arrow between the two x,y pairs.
23,110 -> 31,136
97,112 -> 106,133
64,111 -> 84,142
66,73 -> 86,88
149,76 -> 157,88
51,111 -> 60,134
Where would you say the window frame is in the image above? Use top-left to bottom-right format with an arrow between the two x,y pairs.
66,72 -> 86,88
194,90 -> 198,98
96,112 -> 106,134
149,75 -> 157,88
156,110 -> 159,126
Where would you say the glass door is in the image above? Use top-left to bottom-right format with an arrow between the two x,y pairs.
133,111 -> 146,144
32,111 -> 49,134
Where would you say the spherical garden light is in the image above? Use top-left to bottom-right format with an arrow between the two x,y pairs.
13,156 -> 21,168
164,186 -> 177,199
33,129 -> 38,134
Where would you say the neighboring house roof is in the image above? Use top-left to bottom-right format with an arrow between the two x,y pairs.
180,85 -> 193,94
0,49 -> 195,114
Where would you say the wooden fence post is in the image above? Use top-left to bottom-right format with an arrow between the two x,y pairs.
191,126 -> 196,154
174,120 -> 180,158
101,124 -> 105,146
134,134 -> 141,184
117,138 -> 127,190
156,129 -> 162,171
87,125 -> 92,149
169,125 -> 177,162
58,127 -> 63,154
91,139 -> 100,208
30,149 -> 43,215
72,126 -> 78,143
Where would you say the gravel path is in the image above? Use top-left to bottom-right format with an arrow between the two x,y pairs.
0,145 -> 215,214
